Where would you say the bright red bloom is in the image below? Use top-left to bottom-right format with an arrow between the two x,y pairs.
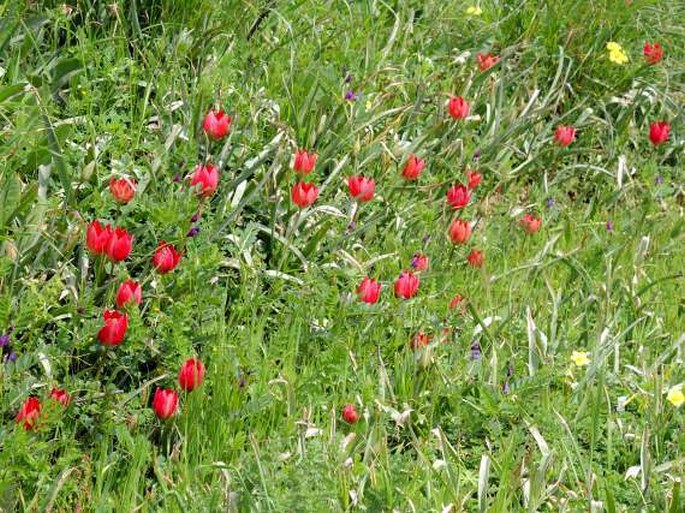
520,214 -> 542,234
178,358 -> 205,392
153,242 -> 182,274
97,309 -> 128,346
446,183 -> 471,209
554,125 -> 575,147
466,170 -> 482,189
16,397 -> 41,430
649,121 -> 670,146
448,96 -> 470,120
86,220 -> 113,255
402,154 -> 425,180
643,42 -> 663,65
50,388 -> 71,407
410,252 -> 429,271
342,404 -> 359,424
190,163 -> 220,197
357,277 -> 382,304
347,176 -> 375,202
449,219 -> 472,244
449,295 -> 465,311
293,150 -> 318,175
476,52 -> 500,72
116,279 -> 142,309
410,331 -> 431,350
394,271 -> 419,299
152,388 -> 178,420
467,249 -> 484,269
202,109 -> 231,140
291,181 -> 320,208
106,227 -> 133,262
109,178 -> 137,204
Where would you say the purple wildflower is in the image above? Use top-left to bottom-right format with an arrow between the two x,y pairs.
173,173 -> 183,183
655,175 -> 664,185
344,90 -> 358,101
0,334 -> 9,347
191,213 -> 200,223
606,220 -> 613,232
470,340 -> 482,361
187,226 -> 200,238
546,197 -> 555,209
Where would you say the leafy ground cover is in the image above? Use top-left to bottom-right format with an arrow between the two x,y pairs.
0,0 -> 683,511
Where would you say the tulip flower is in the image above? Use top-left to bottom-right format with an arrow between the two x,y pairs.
106,227 -> 133,262
467,249 -> 484,268
402,154 -> 425,180
342,404 -> 359,424
476,52 -> 500,72
649,121 -> 670,146
86,220 -> 113,255
116,279 -> 142,309
466,170 -> 482,189
293,150 -> 318,175
449,294 -> 465,311
347,176 -> 375,202
394,270 -> 419,299
202,109 -> 231,140
554,125 -> 576,147
97,310 -> 128,346
109,178 -> 137,204
446,183 -> 471,209
357,277 -> 382,304
16,397 -> 41,430
449,219 -> 472,244
410,253 -> 429,271
410,331 -> 431,350
153,242 -> 182,274
178,358 -> 205,392
448,96 -> 470,120
643,42 -> 663,65
520,214 -> 542,234
152,388 -> 178,420
50,388 -> 71,407
190,163 -> 220,197
291,181 -> 320,208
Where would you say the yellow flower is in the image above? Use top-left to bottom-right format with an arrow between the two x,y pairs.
606,42 -> 629,65
571,351 -> 591,367
666,385 -> 684,407
466,6 -> 482,16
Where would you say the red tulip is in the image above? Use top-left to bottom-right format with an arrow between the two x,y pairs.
109,178 -> 137,204
293,150 -> 318,175
402,154 -> 425,180
520,214 -> 542,234
86,220 -> 113,255
106,227 -> 133,262
649,121 -> 670,146
467,249 -> 484,268
410,331 -> 431,350
291,181 -> 320,208
50,388 -> 71,407
643,42 -> 663,65
347,176 -> 375,202
446,183 -> 471,209
116,279 -> 142,309
466,170 -> 482,189
97,309 -> 128,346
16,397 -> 41,430
394,270 -> 419,299
554,125 -> 575,147
190,163 -> 220,197
449,219 -> 472,244
342,404 -> 359,424
152,388 -> 178,420
202,109 -> 231,140
357,277 -> 382,304
476,52 -> 500,72
178,358 -> 205,392
449,294 -> 465,312
153,242 -> 182,274
448,96 -> 470,120
410,252 -> 429,271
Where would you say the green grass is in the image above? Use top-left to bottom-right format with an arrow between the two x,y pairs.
0,0 -> 683,511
